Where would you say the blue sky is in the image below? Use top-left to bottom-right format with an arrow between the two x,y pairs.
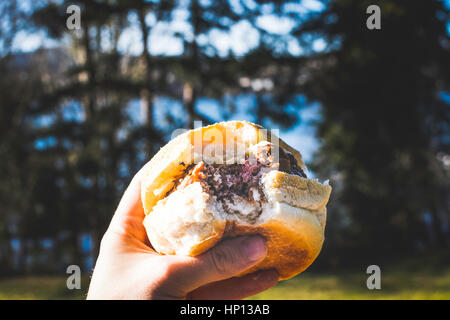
12,0 -> 327,56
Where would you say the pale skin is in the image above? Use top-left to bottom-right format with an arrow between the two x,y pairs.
87,169 -> 279,300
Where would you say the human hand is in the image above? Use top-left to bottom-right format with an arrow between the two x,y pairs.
87,169 -> 279,300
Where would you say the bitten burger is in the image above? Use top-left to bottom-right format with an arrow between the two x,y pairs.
140,121 -> 331,280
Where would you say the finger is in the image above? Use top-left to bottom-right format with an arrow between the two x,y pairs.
107,168 -> 147,242
186,269 -> 279,300
167,236 -> 268,293
114,169 -> 145,219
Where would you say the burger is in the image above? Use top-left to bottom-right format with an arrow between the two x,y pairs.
140,121 -> 331,280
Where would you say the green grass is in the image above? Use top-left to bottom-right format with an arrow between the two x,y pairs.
249,253 -> 450,300
0,276 -> 89,300
249,267 -> 450,300
1,267 -> 449,300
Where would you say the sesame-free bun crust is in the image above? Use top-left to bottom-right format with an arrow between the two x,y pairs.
141,121 -> 331,280
223,204 -> 327,280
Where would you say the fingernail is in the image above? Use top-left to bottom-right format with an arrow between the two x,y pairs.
243,236 -> 267,261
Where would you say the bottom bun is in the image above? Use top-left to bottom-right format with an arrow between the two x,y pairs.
217,203 -> 326,280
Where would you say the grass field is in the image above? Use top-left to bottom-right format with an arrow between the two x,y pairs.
250,267 -> 450,300
1,266 -> 449,300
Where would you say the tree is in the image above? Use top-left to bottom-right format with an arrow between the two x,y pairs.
296,0 -> 450,261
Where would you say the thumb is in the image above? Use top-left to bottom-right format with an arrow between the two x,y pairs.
168,236 -> 268,293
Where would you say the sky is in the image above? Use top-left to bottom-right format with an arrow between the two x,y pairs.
12,0 -> 327,56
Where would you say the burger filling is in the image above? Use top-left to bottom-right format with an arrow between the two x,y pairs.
167,144 -> 306,223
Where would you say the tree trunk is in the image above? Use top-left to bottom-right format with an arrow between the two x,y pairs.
0,227 -> 13,276
137,7 -> 155,152
185,0 -> 201,128
71,230 -> 84,270
183,82 -> 197,128
430,203 -> 447,249
17,238 -> 28,275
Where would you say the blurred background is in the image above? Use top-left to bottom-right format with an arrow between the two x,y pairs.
0,0 -> 449,299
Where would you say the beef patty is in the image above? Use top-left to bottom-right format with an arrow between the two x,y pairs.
166,146 -> 306,223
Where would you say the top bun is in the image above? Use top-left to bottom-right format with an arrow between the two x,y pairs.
141,121 -> 331,280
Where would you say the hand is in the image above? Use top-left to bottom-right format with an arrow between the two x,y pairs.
87,169 -> 279,300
